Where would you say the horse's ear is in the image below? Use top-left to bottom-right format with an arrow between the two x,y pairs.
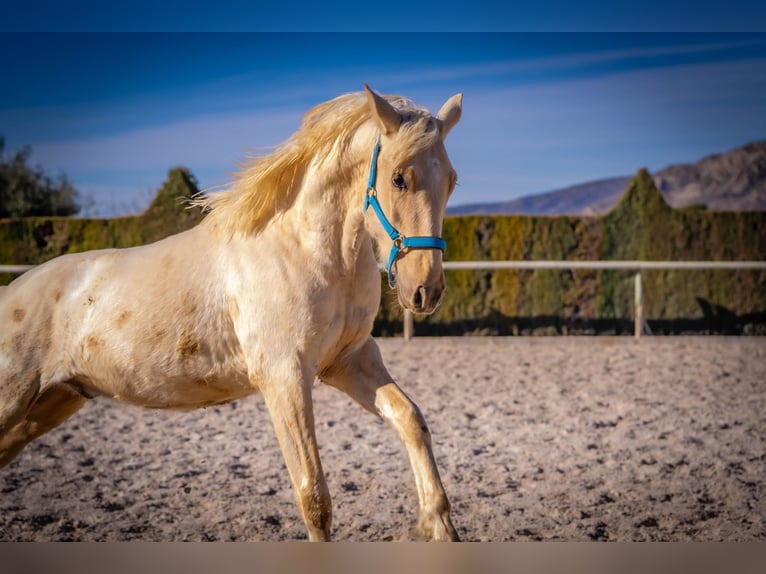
364,84 -> 400,135
436,93 -> 463,139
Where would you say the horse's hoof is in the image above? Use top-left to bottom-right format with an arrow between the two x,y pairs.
419,509 -> 460,541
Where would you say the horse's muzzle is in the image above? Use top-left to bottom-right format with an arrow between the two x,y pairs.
402,277 -> 445,315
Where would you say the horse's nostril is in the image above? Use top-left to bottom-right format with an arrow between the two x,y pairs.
413,285 -> 427,310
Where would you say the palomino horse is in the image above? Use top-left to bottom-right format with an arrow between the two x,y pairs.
0,85 -> 462,541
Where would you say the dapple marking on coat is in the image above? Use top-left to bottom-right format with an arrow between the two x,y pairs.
0,85 -> 462,541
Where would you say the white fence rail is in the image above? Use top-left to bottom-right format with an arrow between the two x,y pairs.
0,265 -> 36,274
4,261 -> 766,339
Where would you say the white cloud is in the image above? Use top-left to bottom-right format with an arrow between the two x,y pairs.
366,37 -> 766,93
29,108 -> 302,173
6,105 -> 306,216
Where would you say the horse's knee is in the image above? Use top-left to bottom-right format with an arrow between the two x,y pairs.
409,405 -> 431,439
387,396 -> 432,447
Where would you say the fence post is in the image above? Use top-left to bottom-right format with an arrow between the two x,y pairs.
403,309 -> 414,341
634,269 -> 642,339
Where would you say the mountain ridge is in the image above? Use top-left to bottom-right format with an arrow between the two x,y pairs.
447,141 -> 766,216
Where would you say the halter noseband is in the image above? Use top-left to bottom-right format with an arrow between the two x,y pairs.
363,136 -> 447,287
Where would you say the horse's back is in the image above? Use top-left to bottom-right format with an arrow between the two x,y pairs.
3,227 -> 204,315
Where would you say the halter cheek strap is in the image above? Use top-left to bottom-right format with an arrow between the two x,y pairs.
363,136 -> 447,287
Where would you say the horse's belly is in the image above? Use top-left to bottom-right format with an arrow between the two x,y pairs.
64,282 -> 253,408
73,335 -> 253,409
137,377 -> 253,409
87,368 -> 254,410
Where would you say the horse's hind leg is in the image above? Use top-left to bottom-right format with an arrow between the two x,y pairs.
320,337 -> 459,541
0,383 -> 87,468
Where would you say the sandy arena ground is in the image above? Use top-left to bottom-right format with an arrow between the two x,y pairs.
1,336 -> 764,542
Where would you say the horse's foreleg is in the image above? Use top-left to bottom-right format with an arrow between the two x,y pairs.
0,383 -> 87,468
258,371 -> 332,541
321,337 -> 459,541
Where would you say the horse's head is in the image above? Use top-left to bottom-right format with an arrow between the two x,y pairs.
363,85 -> 462,315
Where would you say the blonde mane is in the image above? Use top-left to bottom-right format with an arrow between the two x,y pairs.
197,91 -> 440,236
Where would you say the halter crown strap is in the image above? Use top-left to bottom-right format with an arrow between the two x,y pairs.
364,136 -> 447,287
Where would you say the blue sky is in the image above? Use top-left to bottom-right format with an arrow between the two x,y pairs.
2,29 -> 765,215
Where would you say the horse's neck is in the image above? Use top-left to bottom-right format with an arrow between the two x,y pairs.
279,158 -> 372,278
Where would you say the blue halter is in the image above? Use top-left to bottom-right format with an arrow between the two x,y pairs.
363,136 -> 447,287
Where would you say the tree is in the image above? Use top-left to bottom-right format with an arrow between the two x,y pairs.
0,136 -> 80,218
140,167 -> 204,242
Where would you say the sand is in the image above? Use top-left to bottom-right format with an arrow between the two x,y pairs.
1,336 -> 764,542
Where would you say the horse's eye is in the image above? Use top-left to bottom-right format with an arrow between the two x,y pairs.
392,173 -> 407,190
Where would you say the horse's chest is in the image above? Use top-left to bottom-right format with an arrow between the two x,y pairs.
309,277 -> 379,361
